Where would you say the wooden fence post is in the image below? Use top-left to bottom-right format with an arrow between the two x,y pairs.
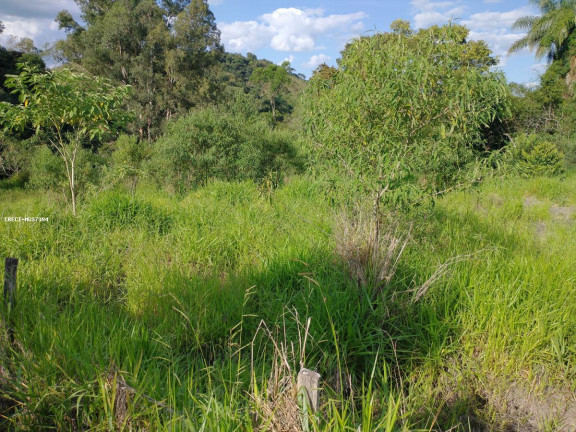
4,258 -> 18,310
3,257 -> 18,342
297,368 -> 321,413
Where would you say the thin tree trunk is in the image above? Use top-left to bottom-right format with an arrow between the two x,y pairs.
70,156 -> 76,216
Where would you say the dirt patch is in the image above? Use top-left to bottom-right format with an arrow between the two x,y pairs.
483,381 -> 576,432
431,360 -> 576,431
549,205 -> 575,223
534,221 -> 547,240
523,196 -> 543,208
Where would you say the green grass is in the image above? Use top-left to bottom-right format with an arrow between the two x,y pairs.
1,173 -> 575,430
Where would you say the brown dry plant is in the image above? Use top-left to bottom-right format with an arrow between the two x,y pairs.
335,211 -> 410,300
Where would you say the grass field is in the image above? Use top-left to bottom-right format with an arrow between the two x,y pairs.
0,172 -> 575,431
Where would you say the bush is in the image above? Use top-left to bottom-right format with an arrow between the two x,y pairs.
239,125 -> 303,181
304,23 -> 510,211
148,107 -> 301,193
85,191 -> 172,234
554,134 -> 576,167
28,145 -> 106,196
104,134 -> 150,191
0,135 -> 36,180
28,146 -> 66,191
503,133 -> 565,177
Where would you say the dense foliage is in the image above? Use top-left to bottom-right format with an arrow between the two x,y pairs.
306,22 -> 510,210
0,67 -> 131,214
1,1 -> 576,430
147,107 -> 302,193
54,0 -> 222,139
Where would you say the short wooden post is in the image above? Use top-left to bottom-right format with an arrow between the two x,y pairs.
297,368 -> 321,413
3,257 -> 18,342
3,258 -> 18,310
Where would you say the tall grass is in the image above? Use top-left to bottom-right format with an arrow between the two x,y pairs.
1,172 -> 575,430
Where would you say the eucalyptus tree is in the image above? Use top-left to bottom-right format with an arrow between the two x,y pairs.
305,22 -> 510,215
54,0 -> 222,139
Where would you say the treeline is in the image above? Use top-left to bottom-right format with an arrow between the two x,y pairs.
0,1 -> 575,215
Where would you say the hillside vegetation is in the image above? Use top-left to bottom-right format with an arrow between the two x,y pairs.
1,1 -> 576,430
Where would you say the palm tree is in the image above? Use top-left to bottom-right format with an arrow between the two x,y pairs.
508,0 -> 576,62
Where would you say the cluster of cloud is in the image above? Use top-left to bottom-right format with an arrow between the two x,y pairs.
411,0 -> 466,29
0,0 -> 79,48
219,7 -> 364,70
410,0 -> 536,65
463,6 -> 535,64
220,8 -> 365,53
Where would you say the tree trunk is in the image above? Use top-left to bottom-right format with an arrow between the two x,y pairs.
70,159 -> 76,216
566,55 -> 576,93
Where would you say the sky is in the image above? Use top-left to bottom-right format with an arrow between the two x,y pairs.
0,0 -> 547,84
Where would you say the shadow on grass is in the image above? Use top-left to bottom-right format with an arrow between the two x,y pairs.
0,201 -> 539,430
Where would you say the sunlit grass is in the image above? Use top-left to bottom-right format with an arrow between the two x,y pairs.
1,172 -> 575,430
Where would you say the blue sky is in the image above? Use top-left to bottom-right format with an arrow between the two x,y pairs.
0,0 -> 545,84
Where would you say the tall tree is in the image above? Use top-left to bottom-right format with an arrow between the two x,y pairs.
509,0 -> 576,87
509,0 -> 576,61
54,0 -> 222,139
250,61 -> 291,125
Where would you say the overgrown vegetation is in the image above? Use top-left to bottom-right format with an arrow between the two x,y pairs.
1,0 -> 576,430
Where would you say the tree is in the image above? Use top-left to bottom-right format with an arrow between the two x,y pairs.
305,23 -> 509,215
5,36 -> 38,53
250,61 -> 292,125
0,66 -> 131,215
509,0 -> 576,61
0,47 -> 45,104
54,0 -> 222,139
509,0 -> 576,87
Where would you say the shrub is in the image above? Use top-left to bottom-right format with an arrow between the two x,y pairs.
504,133 -> 565,177
85,191 -> 172,234
305,22 -> 510,212
105,134 -> 149,191
554,134 -> 576,167
148,107 -> 301,193
0,135 -> 35,180
147,108 -> 242,193
28,145 -> 106,197
239,126 -> 302,181
28,146 -> 66,191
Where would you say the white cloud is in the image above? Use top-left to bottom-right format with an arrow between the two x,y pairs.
0,16 -> 65,48
219,8 -> 366,53
303,54 -> 331,69
0,0 -> 80,49
282,55 -> 295,65
0,0 -> 78,19
411,0 -> 466,28
462,6 -> 534,62
219,20 -> 269,52
462,6 -> 533,32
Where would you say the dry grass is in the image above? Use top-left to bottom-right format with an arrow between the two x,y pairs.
249,315 -> 314,432
335,211 -> 410,300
